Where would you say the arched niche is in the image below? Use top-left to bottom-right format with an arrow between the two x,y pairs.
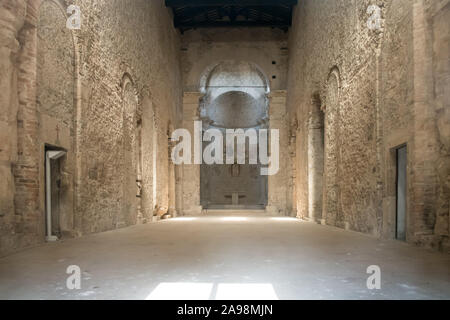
323,67 -> 342,227
199,60 -> 270,95
199,61 -> 270,128
199,61 -> 270,209
207,91 -> 267,129
121,74 -> 141,226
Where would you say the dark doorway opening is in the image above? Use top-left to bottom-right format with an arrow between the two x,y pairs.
396,145 -> 407,241
44,145 -> 66,241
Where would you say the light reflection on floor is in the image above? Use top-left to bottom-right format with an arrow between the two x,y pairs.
270,217 -> 300,222
220,217 -> 249,222
171,217 -> 199,222
215,283 -> 278,300
146,283 -> 214,300
146,283 -> 279,300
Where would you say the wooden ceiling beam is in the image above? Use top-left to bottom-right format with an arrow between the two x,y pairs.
174,20 -> 290,28
166,0 -> 297,7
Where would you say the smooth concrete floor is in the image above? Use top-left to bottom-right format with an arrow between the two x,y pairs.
0,216 -> 449,300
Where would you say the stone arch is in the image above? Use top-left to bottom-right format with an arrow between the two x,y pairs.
326,67 -> 341,98
137,87 -> 156,223
323,67 -> 342,227
120,73 -> 140,226
199,60 -> 271,94
199,61 -> 270,128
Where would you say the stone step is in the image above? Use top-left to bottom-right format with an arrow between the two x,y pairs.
204,209 -> 270,216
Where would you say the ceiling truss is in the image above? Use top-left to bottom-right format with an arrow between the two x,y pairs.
165,0 -> 298,33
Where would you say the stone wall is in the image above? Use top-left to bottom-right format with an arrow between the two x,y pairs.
287,0 -> 386,233
181,28 -> 289,92
0,0 -> 28,255
0,0 -> 182,256
37,0 -> 76,239
287,0 -> 449,251
75,0 -> 182,232
1,0 -> 447,256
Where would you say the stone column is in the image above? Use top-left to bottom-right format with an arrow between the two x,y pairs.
175,162 -> 183,216
181,92 -> 203,216
288,116 -> 298,217
0,0 -> 27,255
307,99 -> 325,223
266,90 -> 288,215
15,0 -> 42,245
411,0 -> 440,241
168,135 -> 177,216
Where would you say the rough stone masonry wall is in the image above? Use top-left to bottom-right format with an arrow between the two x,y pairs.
0,0 -> 28,255
288,0 -> 388,234
36,0 -> 76,239
181,28 -> 289,92
287,0 -> 449,251
75,0 -> 182,234
0,0 -> 182,256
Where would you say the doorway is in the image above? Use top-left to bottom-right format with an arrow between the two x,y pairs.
396,145 -> 407,241
45,147 -> 66,241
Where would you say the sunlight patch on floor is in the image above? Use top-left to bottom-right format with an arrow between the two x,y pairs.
215,284 -> 278,300
146,283 -> 213,300
171,217 -> 198,222
270,217 -> 300,222
145,283 -> 278,300
220,217 -> 249,222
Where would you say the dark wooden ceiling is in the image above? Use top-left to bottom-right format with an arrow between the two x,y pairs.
165,0 -> 298,33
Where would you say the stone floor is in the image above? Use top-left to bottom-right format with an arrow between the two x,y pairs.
0,215 -> 449,300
